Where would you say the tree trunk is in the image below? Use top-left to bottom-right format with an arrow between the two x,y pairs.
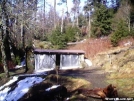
66,0 -> 69,24
21,1 -> 25,48
44,0 -> 45,29
54,0 -> 56,28
0,26 -> 9,77
1,41 -> 9,77
0,26 -> 10,77
24,47 -> 29,73
128,17 -> 130,32
21,23 -> 25,48
72,13 -> 76,27
77,11 -> 79,26
88,13 -> 91,37
25,46 -> 34,73
61,8 -> 64,34
1,0 -> 11,77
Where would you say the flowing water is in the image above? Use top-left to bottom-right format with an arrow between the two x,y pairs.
34,54 -> 80,72
34,54 -> 56,71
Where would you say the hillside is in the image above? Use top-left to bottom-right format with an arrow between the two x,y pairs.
67,37 -> 111,58
0,37 -> 134,100
93,46 -> 134,97
67,37 -> 134,58
32,37 -> 134,97
68,37 -> 134,97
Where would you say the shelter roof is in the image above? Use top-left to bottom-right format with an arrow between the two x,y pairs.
34,49 -> 85,54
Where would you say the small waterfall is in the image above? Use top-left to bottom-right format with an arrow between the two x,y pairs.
60,54 -> 79,69
34,54 -> 81,71
34,54 -> 56,72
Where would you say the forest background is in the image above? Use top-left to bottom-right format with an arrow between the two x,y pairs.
0,0 -> 134,77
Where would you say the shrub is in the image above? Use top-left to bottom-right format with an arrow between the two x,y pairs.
130,28 -> 134,37
65,26 -> 80,42
13,56 -> 21,65
110,20 -> 129,46
48,27 -> 66,49
48,26 -> 80,49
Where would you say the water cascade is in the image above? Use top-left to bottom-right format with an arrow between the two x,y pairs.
34,54 -> 80,72
60,54 -> 79,69
34,54 -> 56,72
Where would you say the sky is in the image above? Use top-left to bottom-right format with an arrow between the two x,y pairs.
38,0 -> 115,17
39,0 -> 87,16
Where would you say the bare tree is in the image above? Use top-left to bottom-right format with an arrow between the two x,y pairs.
0,0 -> 10,77
61,8 -> 64,33
65,0 -> 69,24
122,1 -> 131,32
54,0 -> 57,28
5,0 -> 38,72
115,0 -> 131,32
83,0 -> 93,37
72,0 -> 80,26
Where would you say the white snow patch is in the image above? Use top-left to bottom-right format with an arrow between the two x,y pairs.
85,59 -> 92,67
34,69 -> 54,73
0,76 -> 18,91
0,87 -> 11,101
124,41 -> 132,46
66,97 -> 70,100
45,85 -> 60,91
18,72 -> 47,77
15,65 -> 24,69
60,66 -> 80,70
34,71 -> 47,75
0,76 -> 43,101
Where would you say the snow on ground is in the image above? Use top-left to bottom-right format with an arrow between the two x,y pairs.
85,59 -> 92,67
34,69 -> 54,74
60,66 -> 81,70
0,76 -> 44,101
0,76 -> 18,91
0,70 -> 61,101
18,72 -> 47,77
45,85 -> 60,91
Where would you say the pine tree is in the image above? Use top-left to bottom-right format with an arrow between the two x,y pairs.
110,19 -> 129,46
91,4 -> 113,37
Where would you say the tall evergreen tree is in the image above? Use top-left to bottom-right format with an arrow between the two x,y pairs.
110,19 -> 129,46
91,4 -> 113,37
